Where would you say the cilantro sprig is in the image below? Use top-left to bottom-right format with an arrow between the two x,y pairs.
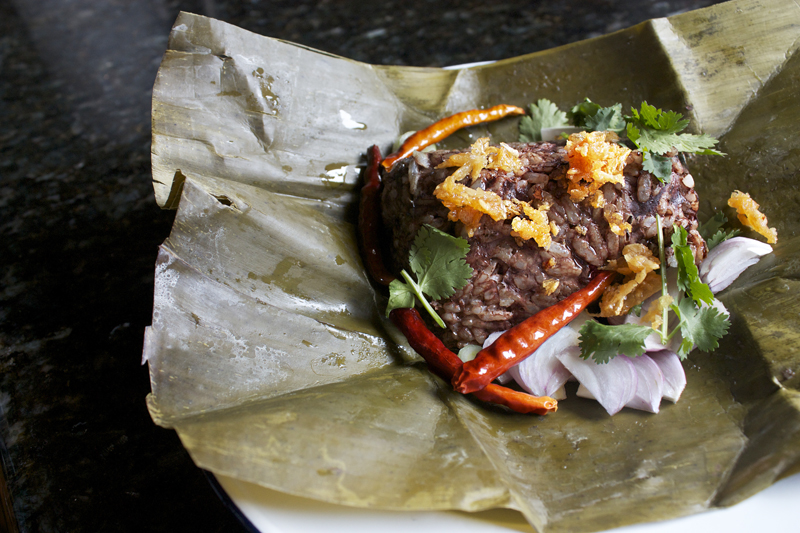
667,222 -> 729,356
519,99 -> 569,142
578,217 -> 730,363
579,321 -> 650,364
386,225 -> 473,327
699,213 -> 740,250
670,296 -> 730,358
519,99 -> 724,182
570,98 -> 626,134
671,225 -> 714,306
626,102 -> 723,182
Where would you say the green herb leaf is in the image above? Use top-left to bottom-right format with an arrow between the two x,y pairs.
626,102 -> 723,183
585,103 -> 626,133
570,98 -> 602,127
385,225 -> 473,327
642,152 -> 673,181
570,99 -> 625,133
626,121 -> 641,146
632,128 -> 723,157
706,228 -> 740,250
630,102 -> 689,134
699,212 -> 728,240
671,298 -> 730,358
409,225 -> 473,300
578,320 -> 651,364
676,337 -> 695,359
699,213 -> 740,250
519,99 -> 569,142
387,279 -> 415,314
671,225 -> 715,306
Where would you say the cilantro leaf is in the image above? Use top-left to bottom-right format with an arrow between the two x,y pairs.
706,228 -> 740,250
570,99 -> 625,133
632,128 -> 723,156
630,102 -> 688,134
626,121 -> 641,146
409,225 -> 473,300
671,225 -> 714,306
570,98 -> 602,127
519,99 -> 569,142
699,213 -> 739,250
670,223 -> 689,248
676,337 -> 695,359
642,152 -> 673,181
387,280 -> 415,313
386,225 -> 473,327
699,213 -> 728,240
585,103 -> 626,133
578,320 -> 651,364
671,297 -> 730,358
626,101 -> 723,182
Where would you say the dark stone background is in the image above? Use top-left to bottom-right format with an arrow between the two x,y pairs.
0,0 -> 723,531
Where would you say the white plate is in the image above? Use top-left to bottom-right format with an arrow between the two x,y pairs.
216,470 -> 800,533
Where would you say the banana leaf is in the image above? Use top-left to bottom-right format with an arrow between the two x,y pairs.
145,1 -> 800,531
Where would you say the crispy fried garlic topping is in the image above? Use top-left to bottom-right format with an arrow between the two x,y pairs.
433,133 -> 633,251
728,190 -> 777,244
565,131 -> 631,208
600,244 -> 661,317
434,138 -> 553,246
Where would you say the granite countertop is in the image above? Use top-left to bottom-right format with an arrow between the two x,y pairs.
0,0 -> 723,531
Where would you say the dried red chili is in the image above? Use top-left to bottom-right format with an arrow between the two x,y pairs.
453,271 -> 615,394
388,308 -> 462,381
381,104 -> 526,170
473,384 -> 557,415
358,144 -> 396,286
390,308 -> 557,415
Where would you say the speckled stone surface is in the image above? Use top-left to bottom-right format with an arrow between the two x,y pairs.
0,0 -> 723,531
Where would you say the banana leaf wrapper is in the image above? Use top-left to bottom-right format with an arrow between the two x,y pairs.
145,1 -> 800,531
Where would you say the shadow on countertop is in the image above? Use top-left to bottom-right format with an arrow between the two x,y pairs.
0,0 -> 723,531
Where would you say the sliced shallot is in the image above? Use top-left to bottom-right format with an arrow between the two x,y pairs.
457,344 -> 481,363
699,236 -> 772,293
648,349 -> 686,403
558,343 -> 638,415
507,320 -> 579,398
625,355 -> 664,413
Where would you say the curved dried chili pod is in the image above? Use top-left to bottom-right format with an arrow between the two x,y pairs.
389,307 -> 462,381
473,384 -> 557,415
453,271 -> 615,394
390,307 -> 557,415
358,145 -> 396,286
381,104 -> 526,170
